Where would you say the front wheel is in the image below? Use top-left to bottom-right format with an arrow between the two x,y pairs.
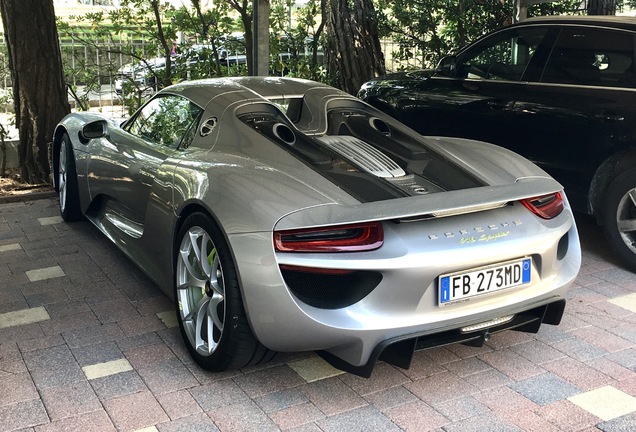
174,212 -> 275,371
58,133 -> 82,222
601,170 -> 636,272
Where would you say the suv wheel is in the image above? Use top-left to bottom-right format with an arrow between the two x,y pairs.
601,170 -> 636,272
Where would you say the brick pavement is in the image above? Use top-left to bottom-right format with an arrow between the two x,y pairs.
1,197 -> 635,432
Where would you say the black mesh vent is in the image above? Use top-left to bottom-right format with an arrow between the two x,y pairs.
281,268 -> 383,309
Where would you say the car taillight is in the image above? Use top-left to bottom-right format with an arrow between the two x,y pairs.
274,222 -> 384,252
521,192 -> 564,219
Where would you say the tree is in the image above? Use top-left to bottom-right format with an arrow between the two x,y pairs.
0,0 -> 70,184
324,0 -> 385,94
587,0 -> 616,14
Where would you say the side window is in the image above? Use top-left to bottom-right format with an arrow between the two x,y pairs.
459,28 -> 548,81
125,95 -> 203,148
542,28 -> 635,88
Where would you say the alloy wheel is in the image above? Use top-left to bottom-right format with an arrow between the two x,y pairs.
176,226 -> 226,356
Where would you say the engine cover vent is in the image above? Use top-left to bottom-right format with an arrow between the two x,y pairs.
317,135 -> 406,178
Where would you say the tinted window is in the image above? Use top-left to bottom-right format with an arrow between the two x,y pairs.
126,95 -> 202,148
459,28 -> 548,81
542,27 -> 635,88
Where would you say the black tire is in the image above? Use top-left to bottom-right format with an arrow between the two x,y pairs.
57,133 -> 82,222
601,169 -> 636,272
174,212 -> 275,371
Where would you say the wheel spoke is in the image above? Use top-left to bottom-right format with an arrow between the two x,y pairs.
193,296 -> 210,352
618,218 -> 636,233
179,248 -> 207,286
208,291 -> 224,331
628,189 -> 636,208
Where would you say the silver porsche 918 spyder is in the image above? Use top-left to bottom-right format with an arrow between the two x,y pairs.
52,77 -> 580,377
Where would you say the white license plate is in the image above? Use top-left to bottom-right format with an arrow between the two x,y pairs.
439,258 -> 531,305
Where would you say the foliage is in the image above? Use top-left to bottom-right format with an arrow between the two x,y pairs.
374,0 -> 585,70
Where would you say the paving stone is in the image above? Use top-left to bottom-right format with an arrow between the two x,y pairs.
39,381 -> 102,420
89,369 -> 148,401
536,400 -> 602,432
0,306 -> 50,329
315,404 -> 400,432
478,349 -> 545,381
543,357 -> 615,390
443,356 -> 492,378
509,340 -> 567,365
233,364 -> 305,399
208,400 -> 279,432
30,362 -> 86,390
405,371 -> 478,405
597,411 -> 636,432
509,372 -> 582,406
385,399 -> 448,430
71,341 -> 124,367
441,413 -> 522,432
34,409 -> 116,432
363,385 -> 418,411
156,413 -> 219,432
464,368 -> 514,390
83,358 -> 133,380
268,402 -> 325,430
25,266 -> 65,282
287,356 -> 344,383
137,357 -> 199,395
474,386 -> 539,414
0,373 -> 38,406
255,388 -> 309,414
90,298 -> 141,324
189,379 -> 250,411
157,390 -> 203,420
569,386 -> 636,422
551,337 -> 608,362
0,399 -> 49,432
62,322 -> 125,349
103,390 -> 169,431
432,395 -> 490,422
299,377 -> 367,416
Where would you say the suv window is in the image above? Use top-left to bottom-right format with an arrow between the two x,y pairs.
126,95 -> 203,148
542,27 -> 635,88
458,28 -> 548,81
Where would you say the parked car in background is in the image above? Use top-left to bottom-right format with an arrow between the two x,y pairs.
114,56 -> 170,96
359,15 -> 636,271
52,77 -> 579,377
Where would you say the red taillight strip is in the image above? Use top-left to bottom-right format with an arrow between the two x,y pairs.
274,222 -> 384,252
279,264 -> 354,275
520,192 -> 564,219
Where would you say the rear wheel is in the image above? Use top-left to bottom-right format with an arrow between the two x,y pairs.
174,212 -> 275,371
58,134 -> 82,222
601,170 -> 636,272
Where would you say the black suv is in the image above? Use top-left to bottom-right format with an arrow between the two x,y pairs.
359,16 -> 636,270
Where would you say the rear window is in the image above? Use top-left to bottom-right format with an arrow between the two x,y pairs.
542,27 -> 635,88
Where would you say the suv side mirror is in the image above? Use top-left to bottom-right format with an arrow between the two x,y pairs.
436,56 -> 458,77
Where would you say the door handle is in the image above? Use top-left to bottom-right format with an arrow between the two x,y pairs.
596,112 -> 625,122
487,100 -> 513,110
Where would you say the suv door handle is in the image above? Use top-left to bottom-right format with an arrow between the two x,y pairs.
596,112 -> 625,122
487,100 -> 513,110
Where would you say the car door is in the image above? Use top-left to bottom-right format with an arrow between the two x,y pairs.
402,26 -> 552,143
509,26 -> 636,210
87,95 -> 202,229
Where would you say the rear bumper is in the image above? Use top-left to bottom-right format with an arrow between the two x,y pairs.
318,299 -> 566,377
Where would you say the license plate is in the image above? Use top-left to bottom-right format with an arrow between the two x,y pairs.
439,258 -> 531,305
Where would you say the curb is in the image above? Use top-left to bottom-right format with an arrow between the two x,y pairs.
0,189 -> 57,204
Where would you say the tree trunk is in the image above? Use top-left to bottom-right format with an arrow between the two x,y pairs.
587,0 -> 616,15
324,0 -> 385,95
0,0 -> 70,184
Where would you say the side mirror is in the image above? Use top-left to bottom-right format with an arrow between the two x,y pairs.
436,56 -> 458,77
80,120 -> 108,140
